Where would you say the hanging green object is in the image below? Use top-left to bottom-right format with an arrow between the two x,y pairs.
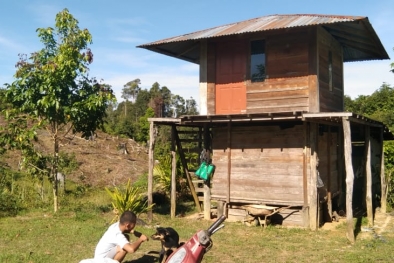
195,162 -> 215,181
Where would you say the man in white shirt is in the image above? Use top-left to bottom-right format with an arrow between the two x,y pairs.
94,211 -> 148,262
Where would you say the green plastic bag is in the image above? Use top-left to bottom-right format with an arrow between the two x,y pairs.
195,162 -> 215,180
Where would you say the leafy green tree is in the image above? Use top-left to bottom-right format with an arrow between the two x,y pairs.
170,95 -> 186,117
134,89 -> 151,120
1,9 -> 115,212
345,84 -> 394,131
135,107 -> 155,143
185,97 -> 199,115
122,79 -> 141,117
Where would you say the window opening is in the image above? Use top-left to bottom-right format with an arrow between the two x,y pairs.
251,40 -> 266,82
328,51 -> 333,92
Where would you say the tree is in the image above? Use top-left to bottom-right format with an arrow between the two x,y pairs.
170,95 -> 186,117
345,84 -> 394,131
391,47 -> 394,74
185,97 -> 199,115
122,78 -> 141,117
135,107 -> 155,143
1,9 -> 115,212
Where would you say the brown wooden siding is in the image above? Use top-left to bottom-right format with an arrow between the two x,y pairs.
207,42 -> 216,114
317,127 -> 340,194
317,27 -> 344,112
211,123 -> 305,205
245,29 -> 312,114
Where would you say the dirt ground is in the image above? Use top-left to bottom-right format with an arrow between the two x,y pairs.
3,129 -> 149,188
320,208 -> 394,241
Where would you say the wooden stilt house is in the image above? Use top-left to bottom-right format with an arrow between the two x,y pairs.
138,14 -> 392,230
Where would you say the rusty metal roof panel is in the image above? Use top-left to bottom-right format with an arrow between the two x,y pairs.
138,14 -> 389,63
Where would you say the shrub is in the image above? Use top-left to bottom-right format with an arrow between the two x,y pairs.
105,179 -> 154,222
0,191 -> 20,217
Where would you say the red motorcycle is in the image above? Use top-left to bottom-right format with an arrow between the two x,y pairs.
165,215 -> 226,263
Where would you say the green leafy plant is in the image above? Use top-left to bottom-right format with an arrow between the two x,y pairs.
105,179 -> 153,222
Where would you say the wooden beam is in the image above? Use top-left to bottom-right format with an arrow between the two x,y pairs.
364,126 -> 373,227
147,121 -> 156,222
227,122 -> 232,206
342,117 -> 355,243
174,128 -> 202,213
203,183 -> 211,220
327,127 -> 332,220
302,122 -> 309,228
380,128 -> 387,213
171,125 -> 176,219
309,123 -> 318,230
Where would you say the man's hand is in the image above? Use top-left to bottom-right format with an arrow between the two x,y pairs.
138,234 -> 149,242
133,230 -> 149,241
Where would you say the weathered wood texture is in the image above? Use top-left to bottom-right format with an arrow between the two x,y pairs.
317,27 -> 344,112
203,26 -> 346,115
246,29 -> 311,114
207,42 -> 216,115
308,123 -> 318,230
364,126 -> 373,227
211,123 -> 305,205
317,126 -> 340,194
342,117 -> 355,243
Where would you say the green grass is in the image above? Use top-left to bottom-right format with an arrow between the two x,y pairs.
1,188 -> 394,263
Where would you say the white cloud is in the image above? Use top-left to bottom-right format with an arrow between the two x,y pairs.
344,60 -> 394,98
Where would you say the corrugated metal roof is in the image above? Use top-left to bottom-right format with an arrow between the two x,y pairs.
137,14 -> 389,63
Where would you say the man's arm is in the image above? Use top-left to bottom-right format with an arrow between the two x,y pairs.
122,234 -> 148,254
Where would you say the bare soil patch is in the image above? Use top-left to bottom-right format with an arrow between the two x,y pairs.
4,129 -> 149,187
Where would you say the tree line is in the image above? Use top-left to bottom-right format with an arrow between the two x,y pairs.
104,79 -> 198,143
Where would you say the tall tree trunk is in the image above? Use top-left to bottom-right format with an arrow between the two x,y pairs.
53,129 -> 59,213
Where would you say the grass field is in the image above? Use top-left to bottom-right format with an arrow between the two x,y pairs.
1,189 -> 394,263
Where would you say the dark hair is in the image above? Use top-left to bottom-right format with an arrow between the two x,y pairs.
119,211 -> 137,225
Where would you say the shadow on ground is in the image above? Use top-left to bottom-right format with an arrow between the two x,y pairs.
125,254 -> 158,263
125,251 -> 160,263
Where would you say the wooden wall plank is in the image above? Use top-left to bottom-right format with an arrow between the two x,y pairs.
317,27 -> 344,112
211,123 -> 305,205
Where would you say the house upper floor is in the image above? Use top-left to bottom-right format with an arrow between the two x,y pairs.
138,14 -> 389,115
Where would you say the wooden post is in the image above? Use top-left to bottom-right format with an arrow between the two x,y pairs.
148,121 -> 156,222
302,123 -> 310,228
380,128 -> 387,213
337,126 -> 344,209
309,123 -> 318,230
327,127 -> 332,219
217,201 -> 225,217
203,184 -> 211,219
365,126 -> 373,226
171,125 -> 176,219
226,122 -> 232,206
203,124 -> 211,220
342,117 -> 355,243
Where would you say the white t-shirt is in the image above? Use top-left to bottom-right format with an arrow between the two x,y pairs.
94,222 -> 129,259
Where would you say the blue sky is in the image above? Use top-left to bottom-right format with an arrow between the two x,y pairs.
1,0 -> 394,110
